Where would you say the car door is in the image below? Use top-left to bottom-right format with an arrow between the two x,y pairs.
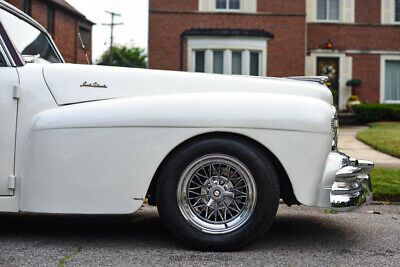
0,45 -> 18,196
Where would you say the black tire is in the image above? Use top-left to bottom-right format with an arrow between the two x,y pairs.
156,136 -> 280,251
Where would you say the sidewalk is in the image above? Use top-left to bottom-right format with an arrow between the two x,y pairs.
338,126 -> 400,169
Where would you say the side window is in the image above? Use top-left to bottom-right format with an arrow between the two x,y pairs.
396,0 -> 400,22
0,53 -> 5,67
0,8 -> 61,63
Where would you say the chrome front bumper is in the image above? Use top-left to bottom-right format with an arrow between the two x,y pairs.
330,158 -> 374,212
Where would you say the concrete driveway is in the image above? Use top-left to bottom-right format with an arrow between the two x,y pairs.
339,126 -> 400,168
0,205 -> 399,266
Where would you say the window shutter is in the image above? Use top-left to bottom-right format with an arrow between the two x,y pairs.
306,0 -> 317,22
339,56 -> 352,109
341,0 -> 354,23
199,0 -> 212,11
305,56 -> 316,76
382,0 -> 395,24
243,0 -> 257,13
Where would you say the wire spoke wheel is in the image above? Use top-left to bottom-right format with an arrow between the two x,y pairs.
177,154 -> 257,234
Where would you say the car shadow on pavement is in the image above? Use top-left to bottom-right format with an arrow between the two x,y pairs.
0,207 -> 354,252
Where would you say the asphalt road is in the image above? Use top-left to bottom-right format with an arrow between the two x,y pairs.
0,204 -> 399,266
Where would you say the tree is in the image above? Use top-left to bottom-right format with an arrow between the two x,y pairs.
98,45 -> 147,68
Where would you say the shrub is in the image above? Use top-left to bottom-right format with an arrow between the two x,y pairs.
346,79 -> 362,87
352,104 -> 400,123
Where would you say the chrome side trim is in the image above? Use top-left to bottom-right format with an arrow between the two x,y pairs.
286,76 -> 329,84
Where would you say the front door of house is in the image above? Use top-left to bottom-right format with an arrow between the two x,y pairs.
317,57 -> 339,106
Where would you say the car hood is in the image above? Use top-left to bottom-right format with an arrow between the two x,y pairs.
43,64 -> 333,106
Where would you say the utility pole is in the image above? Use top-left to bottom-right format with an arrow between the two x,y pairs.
102,11 -> 123,65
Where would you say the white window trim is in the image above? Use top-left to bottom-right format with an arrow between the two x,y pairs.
187,36 -> 268,76
380,55 -> 400,104
316,0 -> 341,22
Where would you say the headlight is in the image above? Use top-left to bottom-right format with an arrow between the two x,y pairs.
331,106 -> 339,150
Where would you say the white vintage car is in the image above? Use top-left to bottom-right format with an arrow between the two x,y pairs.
0,1 -> 373,251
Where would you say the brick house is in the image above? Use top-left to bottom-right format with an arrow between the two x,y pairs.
6,0 -> 93,64
149,0 -> 400,110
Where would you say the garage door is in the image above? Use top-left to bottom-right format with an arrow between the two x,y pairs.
385,61 -> 400,101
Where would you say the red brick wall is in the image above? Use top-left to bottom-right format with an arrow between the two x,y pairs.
149,12 -> 306,77
53,9 -> 77,63
307,24 -> 400,51
350,54 -> 380,103
258,0 -> 305,13
355,0 -> 381,24
6,0 -> 21,9
149,0 -> 306,13
31,0 -> 47,28
150,0 -> 198,11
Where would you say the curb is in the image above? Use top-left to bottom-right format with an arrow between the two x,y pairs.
371,201 -> 400,205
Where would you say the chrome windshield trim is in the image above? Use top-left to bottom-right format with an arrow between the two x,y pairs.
0,34 -> 12,66
0,0 -> 65,64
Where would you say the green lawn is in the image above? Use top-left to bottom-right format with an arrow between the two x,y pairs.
371,168 -> 400,202
356,122 -> 400,158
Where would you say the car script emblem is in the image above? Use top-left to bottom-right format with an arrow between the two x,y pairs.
80,81 -> 108,88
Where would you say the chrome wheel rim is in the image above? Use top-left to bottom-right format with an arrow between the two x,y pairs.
177,154 -> 257,234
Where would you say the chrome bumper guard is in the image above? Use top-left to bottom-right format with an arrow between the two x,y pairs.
330,158 -> 374,212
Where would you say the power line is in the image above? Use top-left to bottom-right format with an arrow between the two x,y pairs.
102,11 -> 123,65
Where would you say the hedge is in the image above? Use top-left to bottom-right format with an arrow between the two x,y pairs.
352,104 -> 400,123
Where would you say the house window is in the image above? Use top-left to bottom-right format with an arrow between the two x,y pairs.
47,7 -> 55,35
195,50 -> 205,72
187,35 -> 269,76
22,0 -> 31,15
396,0 -> 400,22
384,61 -> 400,101
317,0 -> 339,21
213,50 -> 224,74
250,51 -> 261,76
216,0 -> 240,10
191,49 -> 263,76
79,26 -> 91,50
231,51 -> 243,75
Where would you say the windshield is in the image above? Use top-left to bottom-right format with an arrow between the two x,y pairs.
0,8 -> 61,63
